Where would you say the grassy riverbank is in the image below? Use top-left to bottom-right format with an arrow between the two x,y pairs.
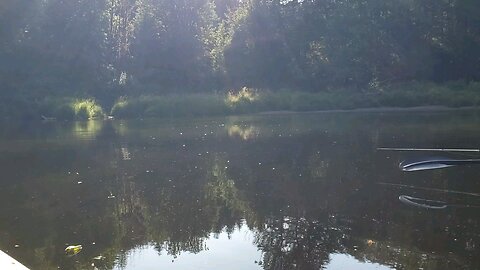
110,81 -> 480,118
2,81 -> 480,120
0,97 -> 104,121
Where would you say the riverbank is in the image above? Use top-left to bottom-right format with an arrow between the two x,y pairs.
2,81 -> 480,120
257,105 -> 479,115
109,81 -> 480,118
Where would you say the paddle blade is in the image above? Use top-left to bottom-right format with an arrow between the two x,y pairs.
400,162 -> 455,172
399,195 -> 447,210
399,156 -> 457,172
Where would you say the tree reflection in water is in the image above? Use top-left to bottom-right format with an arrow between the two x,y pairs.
0,114 -> 479,269
256,216 -> 349,269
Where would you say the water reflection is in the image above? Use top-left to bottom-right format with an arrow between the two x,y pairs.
0,112 -> 479,269
227,124 -> 259,140
113,224 -> 262,270
72,120 -> 103,140
325,253 -> 393,270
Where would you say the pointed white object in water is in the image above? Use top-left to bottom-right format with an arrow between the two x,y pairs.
401,162 -> 455,172
399,157 -> 480,172
0,250 -> 30,270
399,195 -> 447,210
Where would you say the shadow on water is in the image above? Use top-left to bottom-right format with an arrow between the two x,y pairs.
0,111 -> 479,269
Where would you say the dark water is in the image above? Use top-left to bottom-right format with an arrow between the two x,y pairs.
1,111 -> 480,270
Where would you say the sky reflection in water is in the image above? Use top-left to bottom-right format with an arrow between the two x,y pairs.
114,224 -> 392,270
0,111 -> 479,269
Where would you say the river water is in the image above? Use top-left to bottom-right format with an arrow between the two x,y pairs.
0,111 -> 479,269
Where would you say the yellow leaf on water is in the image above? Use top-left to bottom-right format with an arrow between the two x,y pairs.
65,245 -> 82,255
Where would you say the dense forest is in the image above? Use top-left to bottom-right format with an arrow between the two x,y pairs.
1,0 -> 480,118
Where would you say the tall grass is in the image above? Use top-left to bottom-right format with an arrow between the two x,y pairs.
110,82 -> 480,119
31,98 -> 104,120
72,99 -> 104,120
2,81 -> 480,121
111,94 -> 229,118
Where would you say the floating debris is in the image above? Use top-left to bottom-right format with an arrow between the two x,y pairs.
41,115 -> 56,122
65,245 -> 82,256
93,255 -> 105,260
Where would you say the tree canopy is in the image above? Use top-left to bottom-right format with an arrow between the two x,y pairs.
1,0 -> 479,102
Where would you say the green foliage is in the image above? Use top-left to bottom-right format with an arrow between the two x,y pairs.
40,98 -> 104,120
109,82 -> 480,119
199,0 -> 252,73
379,82 -> 480,108
72,99 -> 104,120
0,97 -> 105,121
225,87 -> 259,113
3,82 -> 480,121
111,94 -> 229,118
38,98 -> 76,120
1,0 -> 480,119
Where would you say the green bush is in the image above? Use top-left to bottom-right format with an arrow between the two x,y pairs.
35,98 -> 104,120
72,99 -> 104,119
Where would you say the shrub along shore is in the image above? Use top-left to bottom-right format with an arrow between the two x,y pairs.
3,81 -> 480,121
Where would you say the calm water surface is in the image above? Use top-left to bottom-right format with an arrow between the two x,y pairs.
0,111 -> 480,269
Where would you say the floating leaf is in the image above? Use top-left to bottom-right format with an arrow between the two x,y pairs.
65,245 -> 82,256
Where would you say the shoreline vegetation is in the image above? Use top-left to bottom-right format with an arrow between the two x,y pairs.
2,81 -> 480,121
3,0 -> 479,123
